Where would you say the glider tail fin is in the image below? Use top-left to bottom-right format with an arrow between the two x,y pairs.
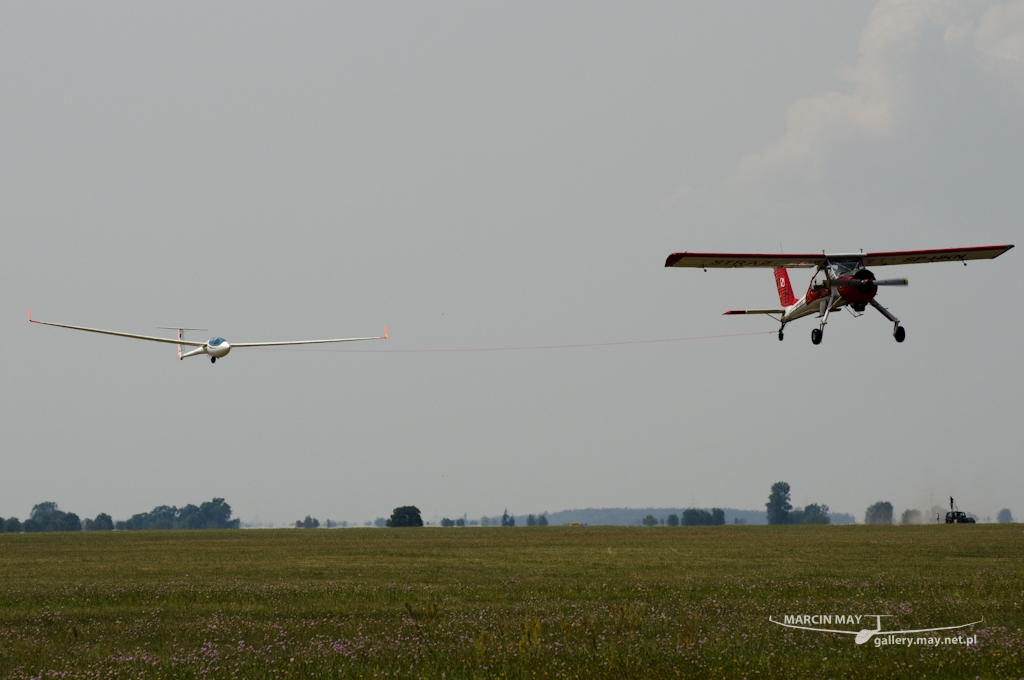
157,326 -> 206,360
774,268 -> 798,307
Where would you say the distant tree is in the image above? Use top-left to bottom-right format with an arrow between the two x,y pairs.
682,509 -> 713,526
23,502 -> 81,532
0,516 -> 4,532
206,500 -> 238,528
901,509 -> 923,525
501,509 -> 515,527
799,504 -> 830,524
666,514 -> 679,526
733,518 -> 746,524
296,516 -> 320,528
526,514 -> 537,526
119,498 -> 239,530
122,505 -> 175,530
998,509 -> 1014,523
374,517 -> 387,527
479,516 -> 490,527
4,517 -> 22,533
711,508 -> 725,525
83,513 -> 114,531
537,514 -> 548,526
766,482 -> 792,525
387,506 -> 423,528
440,517 -> 455,527
642,514 -> 658,526
865,501 -> 894,525
455,517 -> 466,527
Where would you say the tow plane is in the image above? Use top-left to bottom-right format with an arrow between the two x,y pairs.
665,245 -> 1013,344
28,310 -> 387,363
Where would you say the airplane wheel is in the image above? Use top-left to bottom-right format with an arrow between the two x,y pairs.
894,326 -> 905,343
211,357 -> 216,363
778,330 -> 784,341
811,328 -> 822,345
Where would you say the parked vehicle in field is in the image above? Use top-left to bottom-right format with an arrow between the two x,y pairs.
945,511 -> 976,524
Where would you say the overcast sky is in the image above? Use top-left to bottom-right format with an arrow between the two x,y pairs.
2,1 -> 1022,526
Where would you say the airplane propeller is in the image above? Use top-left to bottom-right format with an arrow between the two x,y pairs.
834,277 -> 908,287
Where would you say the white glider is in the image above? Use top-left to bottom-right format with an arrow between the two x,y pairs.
28,310 -> 387,363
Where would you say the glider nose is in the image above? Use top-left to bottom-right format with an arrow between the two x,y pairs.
206,337 -> 231,358
855,630 -> 874,645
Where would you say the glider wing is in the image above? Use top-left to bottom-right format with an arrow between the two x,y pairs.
232,326 -> 388,347
28,311 -> 206,346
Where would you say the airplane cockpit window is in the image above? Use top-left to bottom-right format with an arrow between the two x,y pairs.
209,337 -> 226,346
832,261 -> 859,276
811,270 -> 829,292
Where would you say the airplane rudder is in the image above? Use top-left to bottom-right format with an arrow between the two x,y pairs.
774,267 -> 796,307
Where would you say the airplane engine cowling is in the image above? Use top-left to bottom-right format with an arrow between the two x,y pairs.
836,269 -> 877,306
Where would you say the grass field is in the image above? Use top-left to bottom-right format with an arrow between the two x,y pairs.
1,524 -> 1022,679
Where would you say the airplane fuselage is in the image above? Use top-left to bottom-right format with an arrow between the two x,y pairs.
180,336 -> 231,362
781,261 -> 878,323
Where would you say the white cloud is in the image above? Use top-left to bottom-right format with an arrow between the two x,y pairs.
735,0 -> 1024,183
975,0 -> 1024,88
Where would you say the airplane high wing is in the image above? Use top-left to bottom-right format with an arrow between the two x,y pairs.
664,245 -> 1013,345
664,245 -> 1014,269
28,310 -> 387,363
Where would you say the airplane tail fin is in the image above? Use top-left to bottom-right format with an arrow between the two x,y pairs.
774,268 -> 798,307
157,326 -> 206,361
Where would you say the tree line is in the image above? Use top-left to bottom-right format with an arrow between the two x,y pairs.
767,482 -> 1017,525
0,498 -> 238,533
293,507 -> 554,528
766,482 -> 831,524
641,508 -> 726,526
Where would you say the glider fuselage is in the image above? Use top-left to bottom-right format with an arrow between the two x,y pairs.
180,336 -> 231,360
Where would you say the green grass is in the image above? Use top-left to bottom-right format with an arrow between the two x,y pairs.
1,524 -> 1022,678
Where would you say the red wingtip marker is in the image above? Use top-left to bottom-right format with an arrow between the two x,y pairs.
383,324 -> 388,339
27,308 -> 32,322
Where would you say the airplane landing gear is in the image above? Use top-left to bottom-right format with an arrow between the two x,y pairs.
778,329 -> 784,341
869,299 -> 904,344
210,357 -> 216,363
812,293 -> 837,346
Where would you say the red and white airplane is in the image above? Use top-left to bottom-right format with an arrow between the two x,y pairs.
665,245 -> 1013,344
